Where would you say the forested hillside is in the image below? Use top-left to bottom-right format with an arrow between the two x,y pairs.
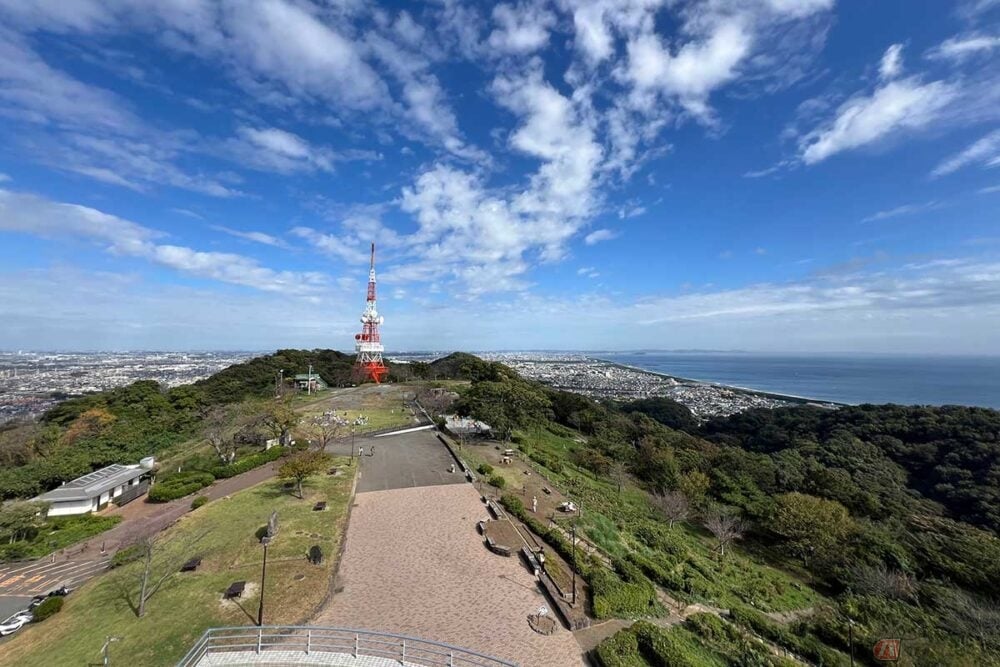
453,358 -> 1000,664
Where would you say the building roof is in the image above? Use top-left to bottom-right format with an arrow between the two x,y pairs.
37,464 -> 145,503
294,374 -> 327,383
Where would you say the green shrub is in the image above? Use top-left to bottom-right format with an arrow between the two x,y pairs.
595,628 -> 645,667
111,544 -> 143,568
32,596 -> 64,621
591,567 -> 663,619
477,463 -> 494,476
190,495 -> 209,510
487,473 -> 506,490
210,446 -> 285,479
729,606 -> 847,666
148,471 -> 215,502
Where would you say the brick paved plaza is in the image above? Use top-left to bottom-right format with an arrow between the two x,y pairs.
311,483 -> 587,666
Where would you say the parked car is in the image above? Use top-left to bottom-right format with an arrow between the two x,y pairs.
0,612 -> 31,636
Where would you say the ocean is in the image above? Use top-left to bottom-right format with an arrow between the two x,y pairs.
597,353 -> 1000,409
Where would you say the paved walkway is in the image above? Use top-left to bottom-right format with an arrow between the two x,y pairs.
311,483 -> 586,666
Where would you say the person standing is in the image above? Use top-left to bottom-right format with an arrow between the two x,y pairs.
532,495 -> 538,513
358,445 -> 364,457
370,445 -> 375,457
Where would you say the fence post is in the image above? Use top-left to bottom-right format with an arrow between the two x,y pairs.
257,628 -> 262,654
354,633 -> 359,658
449,650 -> 454,667
401,638 -> 406,664
306,629 -> 311,655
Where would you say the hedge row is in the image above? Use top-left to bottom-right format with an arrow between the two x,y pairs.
594,628 -> 645,667
729,605 -> 848,666
595,621 -> 730,667
210,446 -> 285,479
32,596 -> 64,622
147,471 -> 215,502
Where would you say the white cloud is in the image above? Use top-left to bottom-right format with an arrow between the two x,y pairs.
799,78 -> 957,164
488,2 -> 556,55
879,43 -> 904,80
584,228 -> 617,244
0,189 -> 324,294
927,33 -> 1000,61
0,173 -> 9,182
624,18 -> 752,120
932,129 -> 1000,176
212,225 -> 290,249
861,200 -> 942,222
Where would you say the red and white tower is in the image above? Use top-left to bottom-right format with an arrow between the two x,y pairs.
353,242 -> 388,384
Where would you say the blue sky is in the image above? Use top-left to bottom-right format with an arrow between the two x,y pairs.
0,0 -> 998,353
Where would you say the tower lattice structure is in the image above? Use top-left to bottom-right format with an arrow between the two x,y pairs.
353,242 -> 388,384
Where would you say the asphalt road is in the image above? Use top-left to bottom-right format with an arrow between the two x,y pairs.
0,595 -> 32,623
336,428 -> 466,493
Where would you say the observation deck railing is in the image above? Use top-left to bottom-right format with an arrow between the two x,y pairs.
176,625 -> 518,667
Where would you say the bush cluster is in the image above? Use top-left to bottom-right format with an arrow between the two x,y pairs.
487,473 -> 506,490
476,463 -> 494,476
110,544 -> 143,568
729,605 -> 846,666
32,596 -> 64,621
147,471 -> 215,503
211,446 -> 285,479
190,495 -> 209,510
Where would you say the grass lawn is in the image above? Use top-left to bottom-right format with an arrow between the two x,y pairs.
0,514 -> 121,563
0,460 -> 355,667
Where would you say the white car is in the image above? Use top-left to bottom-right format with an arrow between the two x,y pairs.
0,611 -> 32,636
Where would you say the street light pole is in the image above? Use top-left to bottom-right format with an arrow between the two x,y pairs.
257,537 -> 271,626
571,520 -> 577,606
101,636 -> 121,666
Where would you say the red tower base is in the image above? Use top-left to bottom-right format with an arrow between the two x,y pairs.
353,360 -> 389,384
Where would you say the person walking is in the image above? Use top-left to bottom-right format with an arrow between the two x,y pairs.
370,445 -> 375,457
532,495 -> 538,513
358,445 -> 364,458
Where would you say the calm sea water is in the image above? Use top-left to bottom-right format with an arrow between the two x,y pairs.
598,353 -> 1000,409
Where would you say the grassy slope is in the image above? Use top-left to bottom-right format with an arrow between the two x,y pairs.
0,461 -> 354,667
0,514 -> 121,563
514,425 -> 821,613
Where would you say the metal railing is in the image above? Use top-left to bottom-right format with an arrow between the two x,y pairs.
177,626 -> 518,667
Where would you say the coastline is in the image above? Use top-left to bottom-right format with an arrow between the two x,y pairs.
591,356 -> 847,408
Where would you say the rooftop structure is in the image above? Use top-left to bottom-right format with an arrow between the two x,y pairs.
36,460 -> 154,515
353,243 -> 388,384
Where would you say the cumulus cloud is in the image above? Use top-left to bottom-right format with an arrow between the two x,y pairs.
932,129 -> 1000,176
488,2 -> 557,55
0,189 -> 325,294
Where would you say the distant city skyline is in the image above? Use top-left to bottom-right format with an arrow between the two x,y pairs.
1,1 -> 999,354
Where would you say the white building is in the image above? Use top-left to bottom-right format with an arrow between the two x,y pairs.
36,460 -> 154,516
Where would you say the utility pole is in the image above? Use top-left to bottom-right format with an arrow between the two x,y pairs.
307,364 -> 313,395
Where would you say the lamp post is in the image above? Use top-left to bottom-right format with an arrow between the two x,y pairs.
571,519 -> 577,606
257,536 -> 270,626
101,636 -> 121,666
257,511 -> 278,627
351,427 -> 356,464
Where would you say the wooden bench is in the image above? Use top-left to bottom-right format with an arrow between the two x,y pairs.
180,557 -> 202,572
486,500 -> 506,520
224,581 -> 246,599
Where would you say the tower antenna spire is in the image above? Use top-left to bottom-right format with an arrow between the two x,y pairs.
353,242 -> 388,384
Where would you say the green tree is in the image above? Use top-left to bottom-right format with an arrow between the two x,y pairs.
279,451 -> 332,499
771,492 -> 855,564
0,501 -> 49,543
